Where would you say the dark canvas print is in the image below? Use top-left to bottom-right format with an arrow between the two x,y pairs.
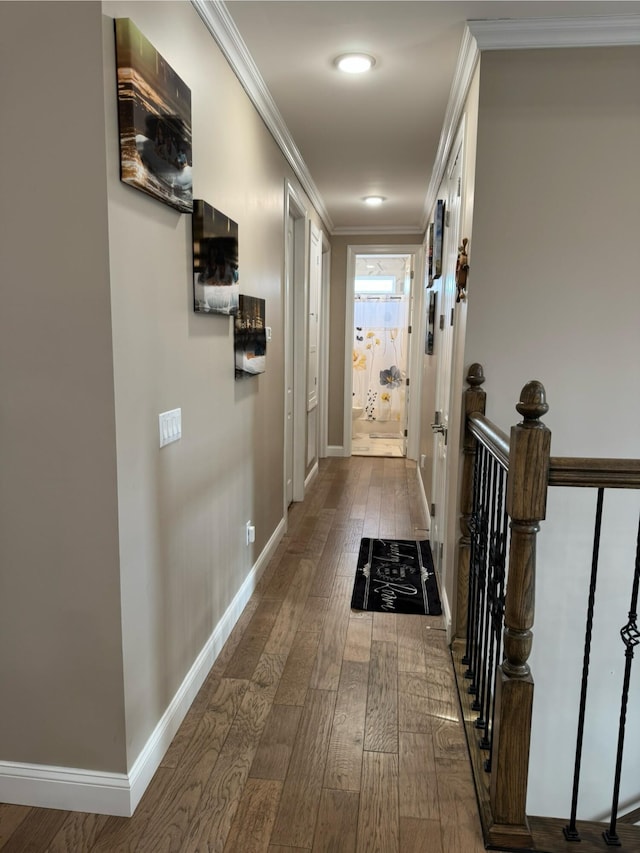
235,296 -> 266,380
114,18 -> 192,213
192,200 -> 239,315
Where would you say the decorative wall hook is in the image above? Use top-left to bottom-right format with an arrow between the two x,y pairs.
456,237 -> 470,302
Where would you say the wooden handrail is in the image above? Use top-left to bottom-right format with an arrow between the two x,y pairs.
549,457 -> 640,489
468,412 -> 510,468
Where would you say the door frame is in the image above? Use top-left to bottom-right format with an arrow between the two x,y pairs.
430,124 -> 464,581
284,181 -> 308,508
343,243 -> 423,458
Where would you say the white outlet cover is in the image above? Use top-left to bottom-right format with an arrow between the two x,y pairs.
159,408 -> 181,447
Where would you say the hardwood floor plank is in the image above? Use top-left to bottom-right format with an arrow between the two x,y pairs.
309,576 -> 352,691
44,812 -> 109,853
134,678 -> 250,853
396,614 -> 428,674
0,804 -> 31,848
398,731 -> 439,820
343,614 -> 372,663
371,612 -> 397,643
356,751 -> 399,853
0,808 -> 67,853
182,653 -> 287,853
399,817 -> 445,853
435,758 -> 487,853
364,640 -> 398,753
312,789 -> 359,853
264,557 -> 316,656
223,598 -> 283,679
249,704 -> 302,780
297,596 -> 329,633
270,689 -> 337,849
323,660 -> 369,792
222,779 -> 282,853
90,767 -> 174,853
398,670 -> 433,734
273,630 -> 321,706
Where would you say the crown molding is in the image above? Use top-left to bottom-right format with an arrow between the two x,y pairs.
191,0 -> 334,233
332,225 -> 425,237
420,25 -> 479,232
420,14 -> 640,229
468,15 -> 640,50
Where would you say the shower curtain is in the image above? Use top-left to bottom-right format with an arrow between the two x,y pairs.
352,295 -> 409,424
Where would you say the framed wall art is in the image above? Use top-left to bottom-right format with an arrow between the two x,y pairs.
425,290 -> 436,356
426,221 -> 434,288
234,295 -> 266,380
192,200 -> 239,315
114,18 -> 193,213
433,199 -> 445,280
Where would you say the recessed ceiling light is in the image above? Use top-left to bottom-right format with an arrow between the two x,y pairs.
363,196 -> 385,207
335,53 -> 376,74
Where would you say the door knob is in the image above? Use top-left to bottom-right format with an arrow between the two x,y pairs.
431,423 -> 446,434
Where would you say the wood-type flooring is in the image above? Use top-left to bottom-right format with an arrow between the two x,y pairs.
0,457 -> 486,852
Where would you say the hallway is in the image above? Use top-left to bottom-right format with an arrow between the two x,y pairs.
0,458 -> 485,852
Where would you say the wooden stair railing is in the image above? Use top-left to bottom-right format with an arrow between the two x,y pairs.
452,364 -> 640,852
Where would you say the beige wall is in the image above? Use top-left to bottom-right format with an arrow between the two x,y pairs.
0,0 -> 325,785
0,1 -> 126,770
464,46 -> 640,818
328,233 -> 422,449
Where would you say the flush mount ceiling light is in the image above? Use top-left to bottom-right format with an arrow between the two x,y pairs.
335,53 -> 376,74
363,196 -> 386,207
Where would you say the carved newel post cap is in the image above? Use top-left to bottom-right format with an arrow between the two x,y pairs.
516,380 -> 549,422
466,363 -> 485,388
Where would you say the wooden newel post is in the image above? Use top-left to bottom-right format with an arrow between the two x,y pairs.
455,363 -> 486,639
490,381 -> 551,841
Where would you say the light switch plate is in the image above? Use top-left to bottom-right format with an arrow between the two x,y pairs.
159,408 -> 181,447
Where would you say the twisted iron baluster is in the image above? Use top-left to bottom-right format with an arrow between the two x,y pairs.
603,512 -> 640,847
563,488 -> 605,843
480,465 -> 507,758
470,447 -> 490,702
484,501 -> 508,772
476,455 -> 499,731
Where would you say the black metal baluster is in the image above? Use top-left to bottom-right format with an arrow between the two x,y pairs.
480,465 -> 507,758
603,513 -> 640,847
563,488 -> 605,843
470,447 -> 490,702
464,439 -> 483,671
466,444 -> 487,682
484,501 -> 509,773
476,454 -> 499,734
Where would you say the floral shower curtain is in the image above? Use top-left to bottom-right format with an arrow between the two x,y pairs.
352,295 -> 409,424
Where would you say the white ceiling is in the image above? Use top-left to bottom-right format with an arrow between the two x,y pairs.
222,0 -> 640,233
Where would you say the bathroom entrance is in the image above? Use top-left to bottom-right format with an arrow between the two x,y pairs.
349,252 -> 414,457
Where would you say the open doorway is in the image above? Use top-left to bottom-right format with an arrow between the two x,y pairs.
346,249 -> 417,458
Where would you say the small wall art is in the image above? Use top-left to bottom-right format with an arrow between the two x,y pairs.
426,221 -> 434,288
114,18 -> 192,213
433,199 -> 445,280
234,295 -> 266,380
425,290 -> 436,356
192,200 -> 239,315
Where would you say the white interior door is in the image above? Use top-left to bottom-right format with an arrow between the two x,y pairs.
430,140 -> 463,572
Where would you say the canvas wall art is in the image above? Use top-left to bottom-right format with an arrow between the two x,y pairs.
234,296 -> 266,380
114,18 -> 193,213
433,200 -> 445,279
192,200 -> 239,315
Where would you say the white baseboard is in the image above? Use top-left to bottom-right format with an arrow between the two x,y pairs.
304,461 -> 319,490
0,517 -> 287,817
326,445 -> 346,457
